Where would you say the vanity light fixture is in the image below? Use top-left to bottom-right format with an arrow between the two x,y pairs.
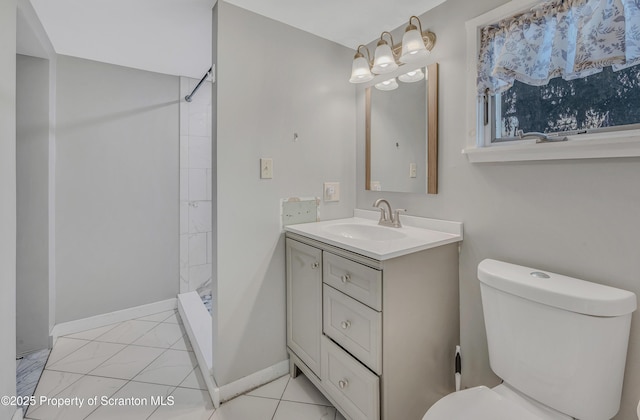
374,77 -> 399,91
348,15 -> 436,84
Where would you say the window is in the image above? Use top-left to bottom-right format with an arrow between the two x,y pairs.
465,0 -> 640,162
493,64 -> 640,141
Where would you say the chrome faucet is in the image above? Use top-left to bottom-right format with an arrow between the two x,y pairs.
373,199 -> 405,228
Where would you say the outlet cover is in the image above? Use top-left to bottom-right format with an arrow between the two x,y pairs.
324,182 -> 340,202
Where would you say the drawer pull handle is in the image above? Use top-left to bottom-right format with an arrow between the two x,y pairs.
340,320 -> 351,330
338,379 -> 349,389
311,262 -> 319,269
341,274 -> 351,283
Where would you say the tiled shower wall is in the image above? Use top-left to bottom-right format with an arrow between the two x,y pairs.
180,76 -> 212,297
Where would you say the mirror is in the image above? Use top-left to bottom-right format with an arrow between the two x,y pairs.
366,63 -> 438,194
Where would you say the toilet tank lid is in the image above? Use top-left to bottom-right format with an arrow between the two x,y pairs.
478,259 -> 637,317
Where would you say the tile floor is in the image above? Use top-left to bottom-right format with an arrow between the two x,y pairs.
16,348 -> 51,413
24,309 -> 345,420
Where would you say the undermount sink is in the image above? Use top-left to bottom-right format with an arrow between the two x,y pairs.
322,223 -> 406,241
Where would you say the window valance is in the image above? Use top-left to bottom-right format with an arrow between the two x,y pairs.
477,0 -> 640,95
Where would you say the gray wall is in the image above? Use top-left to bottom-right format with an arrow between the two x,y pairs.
356,0 -> 640,419
55,55 -> 180,323
213,2 -> 356,385
0,0 -> 17,417
17,54 -> 50,354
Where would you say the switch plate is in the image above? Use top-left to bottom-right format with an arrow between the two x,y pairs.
324,182 -> 340,202
260,158 -> 273,179
409,163 -> 417,178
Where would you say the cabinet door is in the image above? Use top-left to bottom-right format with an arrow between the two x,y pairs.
286,239 -> 322,377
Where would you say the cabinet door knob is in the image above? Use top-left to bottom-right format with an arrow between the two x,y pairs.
341,274 -> 351,283
338,379 -> 349,389
340,320 -> 351,330
311,262 -> 319,269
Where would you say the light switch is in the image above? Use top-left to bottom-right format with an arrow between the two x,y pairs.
324,182 -> 340,202
409,163 -> 417,178
260,158 -> 273,179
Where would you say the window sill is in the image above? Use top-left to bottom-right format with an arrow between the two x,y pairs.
463,133 -> 640,163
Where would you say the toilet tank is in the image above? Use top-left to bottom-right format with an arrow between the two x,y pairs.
478,259 -> 636,420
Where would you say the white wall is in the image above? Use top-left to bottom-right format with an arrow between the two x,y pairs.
357,0 -> 640,418
55,55 -> 180,323
0,0 -> 18,418
17,0 -> 59,342
213,1 -> 356,385
16,54 -> 50,355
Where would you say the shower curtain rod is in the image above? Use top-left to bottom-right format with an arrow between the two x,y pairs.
185,66 -> 213,102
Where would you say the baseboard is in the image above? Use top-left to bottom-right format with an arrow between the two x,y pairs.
12,407 -> 23,420
218,360 -> 289,403
51,298 -> 177,342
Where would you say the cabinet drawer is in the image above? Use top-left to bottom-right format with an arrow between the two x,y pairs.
323,285 -> 382,374
321,335 -> 380,420
323,252 -> 382,311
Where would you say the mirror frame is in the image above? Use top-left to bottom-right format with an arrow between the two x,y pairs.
366,62 -> 438,194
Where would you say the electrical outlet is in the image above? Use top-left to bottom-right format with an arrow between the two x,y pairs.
260,158 -> 273,179
324,182 -> 340,202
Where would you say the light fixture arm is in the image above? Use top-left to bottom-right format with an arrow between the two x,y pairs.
409,16 -> 423,34
379,31 -> 396,51
356,44 -> 372,65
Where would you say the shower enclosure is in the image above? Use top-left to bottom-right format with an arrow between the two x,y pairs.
177,70 -> 219,406
179,73 -> 213,312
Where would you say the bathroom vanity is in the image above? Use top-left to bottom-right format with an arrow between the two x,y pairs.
285,210 -> 462,420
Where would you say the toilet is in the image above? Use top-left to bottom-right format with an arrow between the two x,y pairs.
423,259 -> 637,420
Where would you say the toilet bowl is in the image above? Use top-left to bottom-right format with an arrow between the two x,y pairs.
422,386 -> 539,420
422,385 -> 572,420
422,259 -> 636,420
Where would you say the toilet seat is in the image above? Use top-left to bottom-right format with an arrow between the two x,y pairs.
422,386 -> 545,420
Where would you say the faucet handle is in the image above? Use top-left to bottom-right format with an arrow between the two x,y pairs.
392,209 -> 406,227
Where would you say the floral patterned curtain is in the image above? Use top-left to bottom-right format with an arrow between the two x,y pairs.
477,0 -> 640,95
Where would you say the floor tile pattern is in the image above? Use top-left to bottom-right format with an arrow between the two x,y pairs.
16,348 -> 51,413
24,309 -> 344,420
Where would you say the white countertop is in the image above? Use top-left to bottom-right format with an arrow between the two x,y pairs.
284,209 -> 463,261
